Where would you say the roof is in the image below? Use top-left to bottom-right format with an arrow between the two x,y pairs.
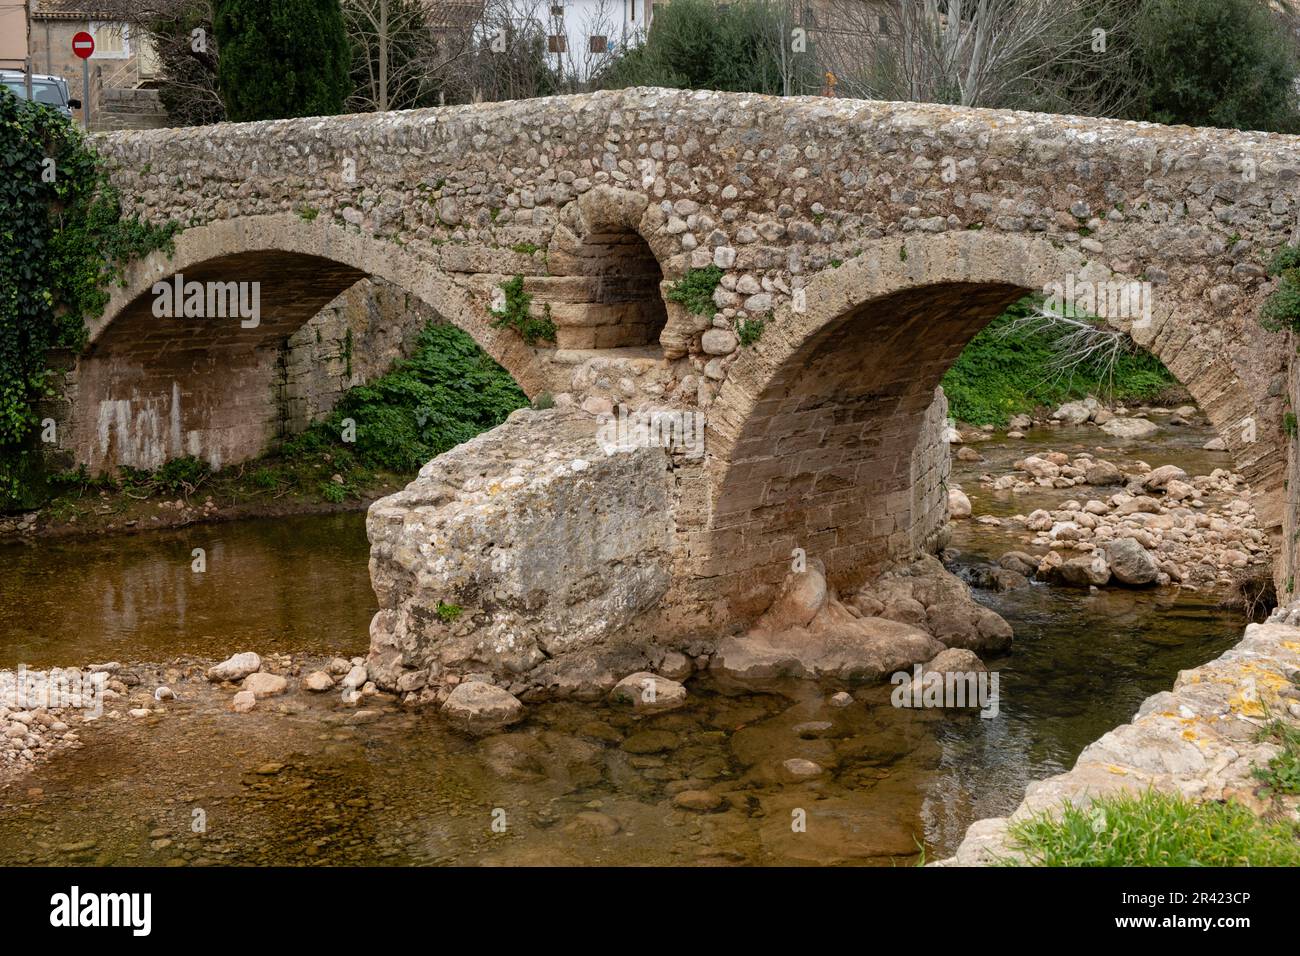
32,0 -> 131,19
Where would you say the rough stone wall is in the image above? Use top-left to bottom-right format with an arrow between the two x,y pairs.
911,386 -> 952,555
276,277 -> 436,436
366,407 -> 680,700
82,88 -> 1298,611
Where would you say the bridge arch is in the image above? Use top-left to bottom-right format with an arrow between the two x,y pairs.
698,231 -> 1285,615
75,215 -> 550,471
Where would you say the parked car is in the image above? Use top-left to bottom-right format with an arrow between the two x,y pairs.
0,70 -> 79,118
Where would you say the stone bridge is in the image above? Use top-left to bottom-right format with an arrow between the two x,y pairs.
77,87 -> 1300,639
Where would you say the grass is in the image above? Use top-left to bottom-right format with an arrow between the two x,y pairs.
1254,720 -> 1300,796
1004,789 -> 1300,866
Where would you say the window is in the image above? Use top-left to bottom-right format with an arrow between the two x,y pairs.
547,34 -> 567,53
589,35 -> 607,53
550,4 -> 564,16
878,15 -> 891,36
90,21 -> 130,59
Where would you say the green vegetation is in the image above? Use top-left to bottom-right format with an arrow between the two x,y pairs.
735,315 -> 766,347
489,275 -> 556,346
291,322 -> 528,473
1261,244 -> 1300,333
214,0 -> 352,121
37,323 -> 527,517
435,601 -> 463,623
1005,790 -> 1300,867
0,90 -> 178,512
667,266 -> 723,316
1131,0 -> 1300,133
1254,721 -> 1300,796
511,241 -> 541,256
597,0 -> 819,95
941,298 -> 1177,426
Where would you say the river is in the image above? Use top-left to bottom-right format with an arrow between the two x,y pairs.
0,413 -> 1251,865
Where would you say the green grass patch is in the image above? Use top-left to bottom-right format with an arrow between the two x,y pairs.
1254,720 -> 1300,796
941,297 -> 1178,426
1004,789 -> 1300,866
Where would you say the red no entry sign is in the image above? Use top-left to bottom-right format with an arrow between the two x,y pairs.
72,31 -> 95,59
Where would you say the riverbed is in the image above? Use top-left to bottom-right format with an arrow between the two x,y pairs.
0,413 -> 1252,865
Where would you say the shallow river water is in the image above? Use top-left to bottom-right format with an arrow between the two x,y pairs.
0,415 -> 1252,865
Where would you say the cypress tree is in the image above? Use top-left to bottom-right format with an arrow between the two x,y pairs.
214,0 -> 352,121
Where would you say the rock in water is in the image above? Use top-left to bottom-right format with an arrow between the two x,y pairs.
207,652 -> 261,683
948,487 -> 972,518
441,681 -> 524,732
609,672 -> 687,713
1100,417 -> 1159,440
242,672 -> 288,698
1104,537 -> 1159,586
302,671 -> 335,693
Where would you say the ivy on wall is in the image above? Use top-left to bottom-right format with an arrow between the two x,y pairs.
0,89 -> 179,511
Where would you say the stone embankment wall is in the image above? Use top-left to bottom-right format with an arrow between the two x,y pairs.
938,606 -> 1300,865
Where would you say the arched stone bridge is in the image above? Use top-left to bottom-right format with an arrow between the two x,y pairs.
79,86 -> 1298,625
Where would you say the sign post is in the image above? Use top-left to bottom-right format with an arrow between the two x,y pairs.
72,30 -> 94,129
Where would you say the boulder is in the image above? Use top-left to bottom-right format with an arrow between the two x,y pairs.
207,652 -> 261,683
230,690 -> 256,713
1103,537 -> 1159,586
242,672 -> 288,698
609,672 -> 687,713
1202,436 -> 1227,451
302,671 -> 335,693
1084,459 -> 1123,485
761,565 -> 828,631
948,487 -> 972,518
998,551 -> 1039,577
1100,417 -> 1159,440
1052,401 -> 1093,425
922,647 -> 987,675
1142,464 -> 1188,491
1055,553 -> 1111,587
712,616 -> 943,686
924,604 -> 1014,653
441,681 -> 525,732
1019,456 -> 1060,479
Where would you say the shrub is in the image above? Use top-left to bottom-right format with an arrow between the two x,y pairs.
941,297 -> 1177,426
666,266 -> 723,316
489,276 -> 556,346
296,322 -> 529,472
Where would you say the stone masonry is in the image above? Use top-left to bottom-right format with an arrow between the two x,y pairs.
74,87 -> 1300,616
